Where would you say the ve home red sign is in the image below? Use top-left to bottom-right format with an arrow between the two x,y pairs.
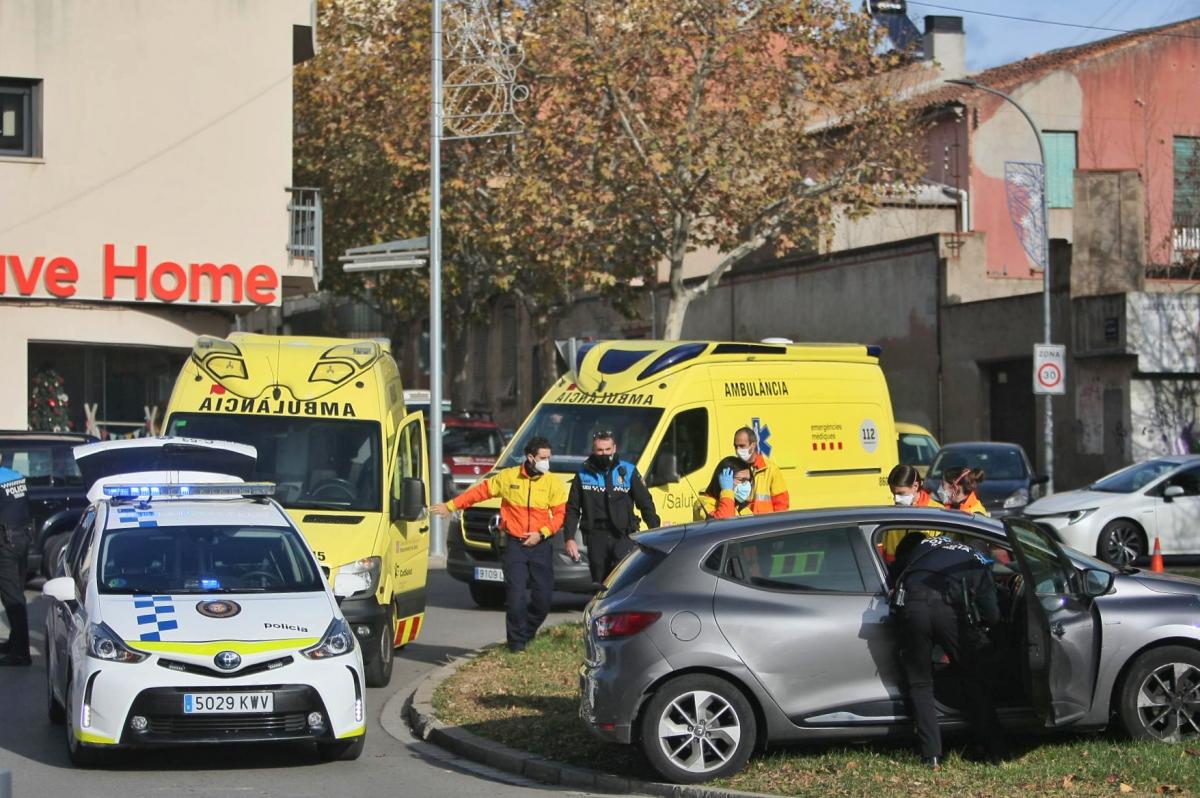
0,244 -> 279,305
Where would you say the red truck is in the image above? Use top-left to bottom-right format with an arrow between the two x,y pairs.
440,414 -> 506,496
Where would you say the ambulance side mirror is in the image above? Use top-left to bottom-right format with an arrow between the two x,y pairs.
647,452 -> 680,488
392,477 -> 426,522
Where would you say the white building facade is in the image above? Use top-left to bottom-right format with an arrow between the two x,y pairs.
0,0 -> 318,434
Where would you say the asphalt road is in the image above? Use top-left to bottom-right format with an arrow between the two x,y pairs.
0,561 -> 610,798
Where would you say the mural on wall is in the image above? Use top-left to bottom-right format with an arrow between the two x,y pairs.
1124,294 -> 1200,461
1131,379 -> 1200,461
1004,160 -> 1047,272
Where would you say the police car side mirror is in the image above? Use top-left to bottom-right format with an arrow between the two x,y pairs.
648,452 -> 680,488
43,576 -> 76,603
393,477 -> 425,522
1163,485 -> 1184,502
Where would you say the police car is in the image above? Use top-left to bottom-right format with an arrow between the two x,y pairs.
42,438 -> 366,766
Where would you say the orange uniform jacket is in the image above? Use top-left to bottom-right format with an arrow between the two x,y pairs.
949,491 -> 989,516
750,453 -> 789,514
447,465 -> 568,540
700,490 -> 755,519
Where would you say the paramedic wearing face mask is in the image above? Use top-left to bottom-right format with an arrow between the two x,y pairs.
939,464 -> 989,516
881,464 -> 944,563
431,436 -> 567,652
701,456 -> 757,518
732,427 -> 789,514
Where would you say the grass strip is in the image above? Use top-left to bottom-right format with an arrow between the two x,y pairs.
434,621 -> 1200,797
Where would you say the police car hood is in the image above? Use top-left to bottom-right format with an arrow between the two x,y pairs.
76,437 -> 257,497
98,592 -> 335,663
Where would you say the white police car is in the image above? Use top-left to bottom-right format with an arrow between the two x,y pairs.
42,438 -> 366,765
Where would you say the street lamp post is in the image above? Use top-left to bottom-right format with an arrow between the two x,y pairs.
946,78 -> 1054,495
429,0 -> 447,557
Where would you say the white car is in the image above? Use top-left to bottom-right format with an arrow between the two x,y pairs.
43,438 -> 366,766
1023,455 -> 1200,566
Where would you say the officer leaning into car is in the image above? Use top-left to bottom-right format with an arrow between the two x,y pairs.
0,467 -> 32,667
564,431 -> 661,585
431,436 -> 568,653
889,531 -> 1004,769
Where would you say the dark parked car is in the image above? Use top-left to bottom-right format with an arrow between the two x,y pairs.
0,431 -> 97,577
580,508 -> 1200,783
927,441 -> 1047,517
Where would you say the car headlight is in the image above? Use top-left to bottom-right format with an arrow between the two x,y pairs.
334,556 -> 382,598
442,462 -> 452,475
1068,508 -> 1098,525
87,622 -> 148,664
302,617 -> 356,660
1003,488 -> 1030,509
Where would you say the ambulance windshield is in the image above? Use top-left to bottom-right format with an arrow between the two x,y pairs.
502,405 -> 664,473
166,414 -> 382,511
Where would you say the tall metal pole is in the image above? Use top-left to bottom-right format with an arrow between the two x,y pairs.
429,0 -> 447,556
946,79 -> 1054,494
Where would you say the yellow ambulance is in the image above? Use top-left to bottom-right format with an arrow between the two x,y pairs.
163,334 -> 429,686
447,339 -> 898,605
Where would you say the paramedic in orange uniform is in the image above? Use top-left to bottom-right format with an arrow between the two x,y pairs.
431,436 -> 568,652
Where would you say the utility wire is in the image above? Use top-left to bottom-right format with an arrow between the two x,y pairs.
907,1 -> 1200,40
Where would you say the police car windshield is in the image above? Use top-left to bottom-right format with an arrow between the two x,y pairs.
165,414 -> 381,511
98,524 -> 324,594
502,404 -> 664,473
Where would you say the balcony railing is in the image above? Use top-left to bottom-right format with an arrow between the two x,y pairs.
287,187 -> 323,286
1173,226 -> 1200,258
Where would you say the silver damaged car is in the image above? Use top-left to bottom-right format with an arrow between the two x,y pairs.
579,508 -> 1200,783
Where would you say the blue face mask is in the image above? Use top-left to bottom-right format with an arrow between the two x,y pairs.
734,481 -> 752,503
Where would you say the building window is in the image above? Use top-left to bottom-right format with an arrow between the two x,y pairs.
1174,137 -> 1200,252
1043,131 -> 1076,209
0,78 -> 40,158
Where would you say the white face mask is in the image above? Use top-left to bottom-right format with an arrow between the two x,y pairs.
533,458 -> 551,474
893,492 -> 916,506
735,447 -> 753,461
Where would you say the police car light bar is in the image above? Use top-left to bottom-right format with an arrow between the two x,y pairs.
102,483 -> 276,499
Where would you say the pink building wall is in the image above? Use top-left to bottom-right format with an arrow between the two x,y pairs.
950,26 -> 1200,280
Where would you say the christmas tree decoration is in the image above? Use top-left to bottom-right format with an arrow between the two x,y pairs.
29,368 -> 72,432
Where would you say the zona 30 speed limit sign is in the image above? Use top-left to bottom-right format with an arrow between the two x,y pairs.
1033,344 -> 1066,395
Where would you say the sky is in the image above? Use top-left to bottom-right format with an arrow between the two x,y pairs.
899,0 -> 1200,71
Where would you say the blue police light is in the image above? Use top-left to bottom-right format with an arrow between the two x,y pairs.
200,578 -> 221,590
102,483 -> 276,499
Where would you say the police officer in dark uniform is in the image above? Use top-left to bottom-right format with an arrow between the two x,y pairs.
0,467 -> 32,666
564,431 -> 660,585
890,532 -> 1003,768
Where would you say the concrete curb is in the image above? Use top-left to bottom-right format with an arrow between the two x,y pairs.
402,642 -> 777,798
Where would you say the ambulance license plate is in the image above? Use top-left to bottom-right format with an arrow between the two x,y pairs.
474,566 -> 504,583
183,692 -> 274,714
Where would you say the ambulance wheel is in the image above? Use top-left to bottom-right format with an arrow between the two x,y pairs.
469,582 -> 506,608
364,607 -> 395,687
318,734 -> 365,762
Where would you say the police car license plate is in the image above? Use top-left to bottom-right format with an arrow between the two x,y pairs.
183,692 -> 274,714
474,566 -> 504,583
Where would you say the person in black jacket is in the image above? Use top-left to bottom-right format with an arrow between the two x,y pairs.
564,431 -> 660,584
0,467 -> 32,666
890,532 -> 1004,769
